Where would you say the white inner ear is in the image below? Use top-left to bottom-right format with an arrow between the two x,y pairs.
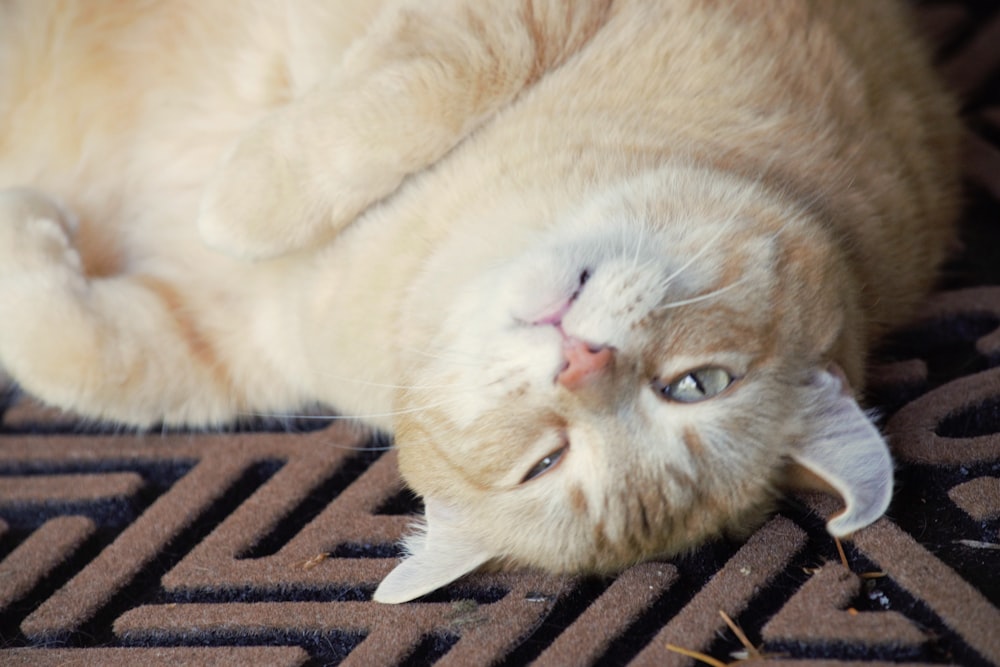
373,497 -> 492,604
790,368 -> 894,537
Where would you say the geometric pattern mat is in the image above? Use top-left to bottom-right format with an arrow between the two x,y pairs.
2,1 -> 1000,664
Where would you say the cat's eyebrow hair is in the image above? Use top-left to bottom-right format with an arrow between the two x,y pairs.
655,275 -> 750,311
657,216 -> 737,290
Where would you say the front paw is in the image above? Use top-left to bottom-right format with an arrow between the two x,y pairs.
0,188 -> 81,275
198,114 -> 332,261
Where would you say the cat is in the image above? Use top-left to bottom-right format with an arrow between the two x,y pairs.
0,0 -> 959,603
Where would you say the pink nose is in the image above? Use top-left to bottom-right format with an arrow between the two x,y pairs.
557,338 -> 613,389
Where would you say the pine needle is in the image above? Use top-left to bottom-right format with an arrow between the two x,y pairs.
834,536 -> 849,569
664,643 -> 728,667
718,610 -> 761,659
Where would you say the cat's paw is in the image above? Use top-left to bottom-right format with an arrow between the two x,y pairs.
198,114 -> 329,260
199,90 -> 406,261
0,188 -> 81,276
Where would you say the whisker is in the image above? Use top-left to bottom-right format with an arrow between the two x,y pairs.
656,276 -> 749,311
303,370 -> 478,392
398,344 -> 482,367
240,394 -> 469,424
325,441 -> 396,452
630,219 -> 648,271
659,217 -> 736,288
239,411 -> 350,421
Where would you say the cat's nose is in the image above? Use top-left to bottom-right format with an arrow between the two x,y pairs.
557,338 -> 614,390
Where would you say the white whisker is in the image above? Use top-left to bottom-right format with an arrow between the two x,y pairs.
303,369 -> 477,392
398,344 -> 481,367
239,411 -> 350,421
240,394 -> 469,424
656,276 -> 749,311
659,217 -> 736,289
630,220 -> 648,271
324,441 -> 396,452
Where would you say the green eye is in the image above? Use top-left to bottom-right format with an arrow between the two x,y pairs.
655,367 -> 734,403
521,444 -> 567,483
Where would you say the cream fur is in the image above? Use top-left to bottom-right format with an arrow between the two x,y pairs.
0,0 -> 959,602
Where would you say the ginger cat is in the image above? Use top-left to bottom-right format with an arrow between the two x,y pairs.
0,0 -> 959,603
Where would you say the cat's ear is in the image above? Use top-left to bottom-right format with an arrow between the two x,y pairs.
373,497 -> 492,604
786,367 -> 893,537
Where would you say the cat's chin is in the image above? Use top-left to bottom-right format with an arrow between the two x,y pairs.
373,479 -> 782,605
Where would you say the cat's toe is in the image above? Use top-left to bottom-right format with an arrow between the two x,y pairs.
198,120 -> 326,261
0,187 -> 77,232
0,188 -> 81,273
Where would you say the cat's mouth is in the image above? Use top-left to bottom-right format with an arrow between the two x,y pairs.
518,268 -> 615,387
507,267 -> 613,386
528,268 -> 592,329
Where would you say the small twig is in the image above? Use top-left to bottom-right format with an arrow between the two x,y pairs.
718,610 -> 761,659
835,537 -> 887,579
834,536 -> 849,569
665,643 -> 728,667
955,539 -> 1000,550
860,571 -> 887,579
297,552 -> 330,570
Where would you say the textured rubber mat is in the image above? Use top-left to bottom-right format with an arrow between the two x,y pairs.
2,1 -> 1000,665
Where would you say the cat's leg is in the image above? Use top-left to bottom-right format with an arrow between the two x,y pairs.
199,0 -> 614,260
0,188 -> 237,427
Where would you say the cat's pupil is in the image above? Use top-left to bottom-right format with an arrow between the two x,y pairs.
656,367 -> 733,403
521,445 -> 567,483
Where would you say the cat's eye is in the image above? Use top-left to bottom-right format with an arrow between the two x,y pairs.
654,367 -> 734,403
521,444 -> 568,483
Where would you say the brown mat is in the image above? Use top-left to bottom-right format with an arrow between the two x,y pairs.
2,2 -> 1000,665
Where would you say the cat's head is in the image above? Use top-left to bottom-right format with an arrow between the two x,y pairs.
374,167 -> 893,603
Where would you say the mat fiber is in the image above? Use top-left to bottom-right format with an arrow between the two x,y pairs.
2,2 -> 1000,666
